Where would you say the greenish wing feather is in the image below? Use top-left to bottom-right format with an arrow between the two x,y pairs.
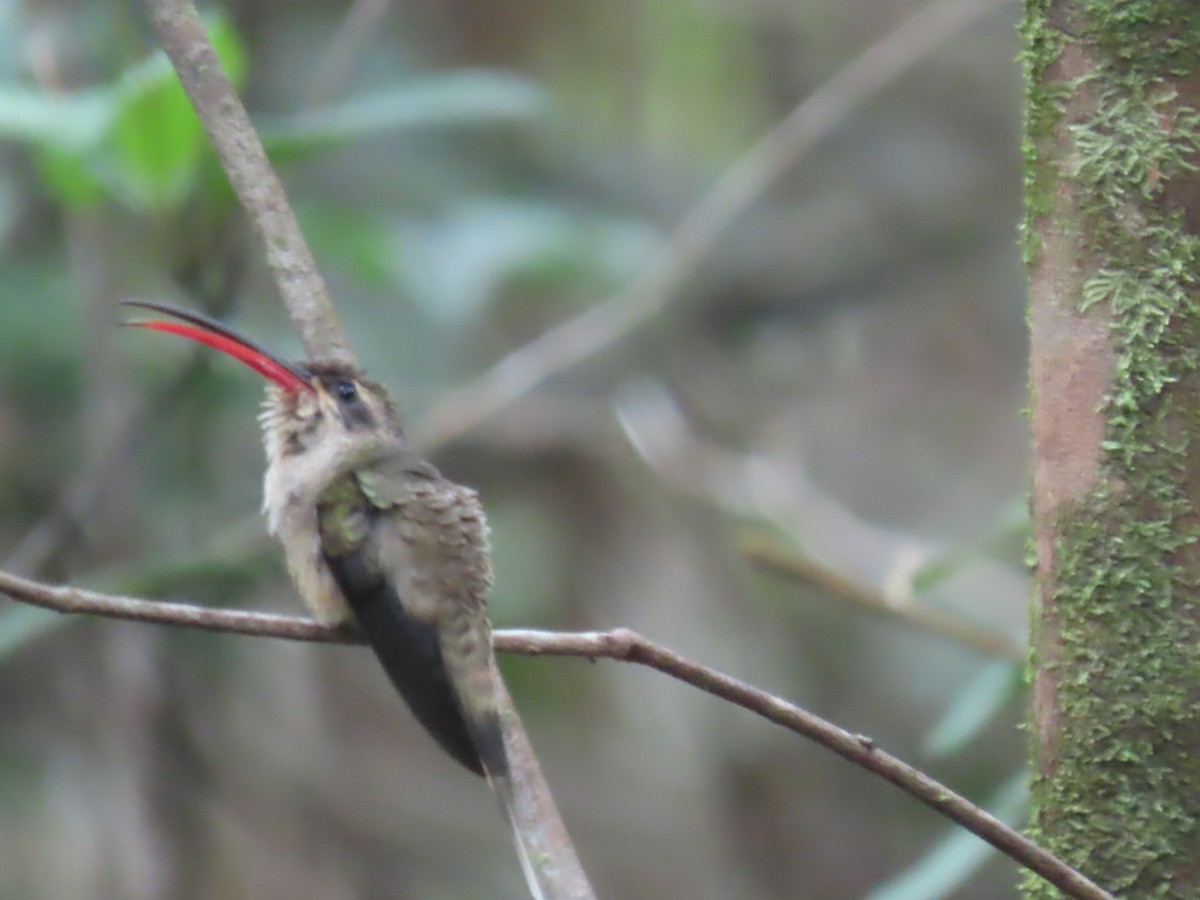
316,474 -> 373,557
354,456 -> 440,509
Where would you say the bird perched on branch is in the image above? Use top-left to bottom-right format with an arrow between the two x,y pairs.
121,300 -> 541,898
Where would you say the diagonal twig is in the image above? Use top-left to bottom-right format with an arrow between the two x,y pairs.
411,0 -> 1009,450
740,535 -> 1024,660
139,0 -> 353,365
0,567 -> 1111,900
613,379 -> 1026,659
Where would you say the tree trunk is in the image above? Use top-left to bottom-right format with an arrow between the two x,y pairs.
1025,1 -> 1200,896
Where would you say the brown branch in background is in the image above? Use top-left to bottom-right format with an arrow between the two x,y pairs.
614,379 -> 1027,658
305,0 -> 394,106
138,0 -> 353,365
411,0 -> 1008,450
740,534 -> 1024,660
0,568 -> 1111,900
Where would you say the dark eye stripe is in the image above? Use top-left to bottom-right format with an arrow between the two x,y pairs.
331,382 -> 376,430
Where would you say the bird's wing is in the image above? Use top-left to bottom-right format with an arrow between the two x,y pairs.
358,459 -> 508,783
316,456 -> 486,775
353,454 -> 440,507
337,458 -> 543,898
321,545 -> 487,775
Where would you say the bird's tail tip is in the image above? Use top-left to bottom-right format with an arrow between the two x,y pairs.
486,768 -> 549,900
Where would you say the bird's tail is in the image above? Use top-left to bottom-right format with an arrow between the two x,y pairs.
483,762 -> 548,900
441,613 -> 549,900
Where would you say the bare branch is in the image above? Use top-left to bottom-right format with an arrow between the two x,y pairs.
740,535 -> 1024,660
305,0 -> 394,106
138,0 -> 353,364
411,0 -> 1008,450
0,569 -> 340,641
614,380 -> 1027,658
0,568 -> 1111,900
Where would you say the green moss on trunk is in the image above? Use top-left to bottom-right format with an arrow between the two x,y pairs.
1018,0 -> 1066,266
1024,1 -> 1200,896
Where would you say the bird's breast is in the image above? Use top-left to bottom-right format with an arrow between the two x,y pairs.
263,459 -> 353,625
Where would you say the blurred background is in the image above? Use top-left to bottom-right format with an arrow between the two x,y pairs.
0,0 -> 1030,896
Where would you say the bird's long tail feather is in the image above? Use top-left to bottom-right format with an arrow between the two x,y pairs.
482,751 -> 547,900
439,605 -> 550,899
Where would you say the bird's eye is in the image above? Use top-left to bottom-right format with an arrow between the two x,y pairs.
334,380 -> 358,403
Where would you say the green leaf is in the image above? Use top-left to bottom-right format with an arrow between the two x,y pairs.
0,11 -> 246,211
911,500 -> 1028,595
0,85 -> 111,149
868,770 -> 1027,900
106,12 -> 246,212
35,146 -> 104,208
394,199 -> 657,324
923,659 -> 1021,758
0,86 -> 111,207
109,77 -> 205,210
298,205 -> 395,286
0,85 -> 112,207
260,70 -> 545,158
910,551 -> 972,596
203,13 -> 248,91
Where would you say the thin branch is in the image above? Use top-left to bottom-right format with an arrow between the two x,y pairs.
410,0 -> 1008,450
0,569 -> 338,640
138,0 -> 353,365
740,535 -> 1024,660
614,379 -> 1027,658
305,0 -> 394,107
0,568 -> 1109,899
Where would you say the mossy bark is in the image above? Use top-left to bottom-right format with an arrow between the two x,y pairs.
1024,1 -> 1200,897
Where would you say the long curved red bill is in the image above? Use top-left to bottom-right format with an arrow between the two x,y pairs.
120,299 -> 311,394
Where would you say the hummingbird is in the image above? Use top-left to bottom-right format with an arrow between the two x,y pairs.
121,300 -> 542,897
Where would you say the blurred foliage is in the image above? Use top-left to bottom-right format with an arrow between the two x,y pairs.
923,659 -> 1023,758
0,0 -> 1029,898
870,770 -> 1028,900
2,12 -> 245,210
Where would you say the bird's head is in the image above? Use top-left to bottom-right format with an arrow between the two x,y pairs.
121,300 -> 403,466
